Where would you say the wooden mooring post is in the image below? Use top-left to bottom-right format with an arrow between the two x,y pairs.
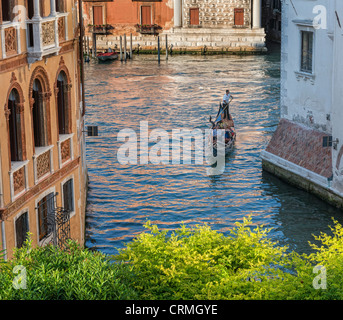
158,35 -> 160,64
92,33 -> 97,58
130,33 -> 133,59
120,36 -> 123,61
124,34 -> 127,62
165,34 -> 168,60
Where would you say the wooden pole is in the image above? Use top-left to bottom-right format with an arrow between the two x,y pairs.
165,34 -> 168,60
130,33 -> 133,59
92,32 -> 97,58
124,33 -> 127,62
120,35 -> 123,61
157,35 -> 160,64
87,36 -> 90,57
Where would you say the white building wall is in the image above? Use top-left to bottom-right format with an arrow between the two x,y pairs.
281,0 -> 333,134
263,0 -> 343,206
331,0 -> 343,193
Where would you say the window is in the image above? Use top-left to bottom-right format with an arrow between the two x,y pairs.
63,179 -> 74,213
234,8 -> 244,26
1,0 -> 11,22
15,212 -> 29,248
55,0 -> 65,13
32,79 -> 48,148
8,89 -> 23,162
301,31 -> 313,73
141,6 -> 151,25
57,71 -> 69,134
93,6 -> 103,25
189,8 -> 199,26
37,193 -> 55,241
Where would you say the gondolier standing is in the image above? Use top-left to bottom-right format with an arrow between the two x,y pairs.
222,90 -> 233,119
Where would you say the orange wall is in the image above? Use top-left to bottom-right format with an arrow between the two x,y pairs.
84,0 -> 174,28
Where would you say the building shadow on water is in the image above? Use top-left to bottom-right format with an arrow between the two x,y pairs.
261,170 -> 343,254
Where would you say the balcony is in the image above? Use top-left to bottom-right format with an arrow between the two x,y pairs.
26,13 -> 68,64
57,134 -> 74,169
33,145 -> 54,184
9,160 -> 29,201
135,24 -> 162,35
0,21 -> 22,59
88,24 -> 114,35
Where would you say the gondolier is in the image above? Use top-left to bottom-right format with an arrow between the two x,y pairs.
222,90 -> 233,119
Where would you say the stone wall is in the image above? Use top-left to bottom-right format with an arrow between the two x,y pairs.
183,0 -> 252,28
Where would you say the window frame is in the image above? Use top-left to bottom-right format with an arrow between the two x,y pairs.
189,8 -> 200,26
14,210 -> 29,249
300,30 -> 314,74
234,8 -> 245,27
35,187 -> 56,245
8,88 -> 23,162
61,177 -> 75,217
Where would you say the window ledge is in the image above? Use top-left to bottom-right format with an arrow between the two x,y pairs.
58,133 -> 74,143
0,21 -> 21,29
10,160 -> 29,173
295,71 -> 315,84
33,145 -> 54,159
292,19 -> 314,28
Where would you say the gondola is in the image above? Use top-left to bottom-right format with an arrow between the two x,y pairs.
209,100 -> 236,156
97,51 -> 119,62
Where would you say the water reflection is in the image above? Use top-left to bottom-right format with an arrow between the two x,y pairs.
85,44 -> 343,255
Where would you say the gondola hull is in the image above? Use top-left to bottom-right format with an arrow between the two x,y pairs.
97,53 -> 119,62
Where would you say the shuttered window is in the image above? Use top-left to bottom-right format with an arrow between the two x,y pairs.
234,8 -> 244,26
190,8 -> 199,26
15,212 -> 29,248
93,6 -> 103,25
141,6 -> 152,25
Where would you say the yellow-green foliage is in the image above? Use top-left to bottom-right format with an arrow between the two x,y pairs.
116,217 -> 343,300
0,237 -> 136,300
1,217 -> 343,300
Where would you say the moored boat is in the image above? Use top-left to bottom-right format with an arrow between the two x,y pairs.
97,51 -> 119,62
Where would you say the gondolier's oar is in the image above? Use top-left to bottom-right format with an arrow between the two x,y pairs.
216,97 -> 233,121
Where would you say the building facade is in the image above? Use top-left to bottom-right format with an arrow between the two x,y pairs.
262,0 -> 281,42
262,0 -> 343,208
0,0 -> 87,259
83,0 -> 266,53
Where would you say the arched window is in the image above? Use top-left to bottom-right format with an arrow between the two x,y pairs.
8,88 -> 23,162
32,79 -> 48,147
57,71 -> 69,134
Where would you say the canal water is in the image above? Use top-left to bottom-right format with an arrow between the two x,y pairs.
84,44 -> 343,256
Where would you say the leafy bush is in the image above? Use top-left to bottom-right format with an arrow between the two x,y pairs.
2,217 -> 343,300
116,217 -> 343,300
0,236 -> 136,300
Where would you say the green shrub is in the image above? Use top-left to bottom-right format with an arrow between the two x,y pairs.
115,217 -> 343,300
2,217 -> 343,300
0,236 -> 136,300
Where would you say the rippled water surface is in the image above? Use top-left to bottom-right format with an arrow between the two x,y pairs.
84,45 -> 343,255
